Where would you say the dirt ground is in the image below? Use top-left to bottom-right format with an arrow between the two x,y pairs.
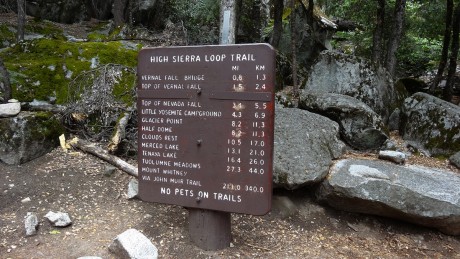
1,144 -> 460,259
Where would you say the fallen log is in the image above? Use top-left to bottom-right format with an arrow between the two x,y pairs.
21,101 -> 66,113
68,137 -> 138,177
108,112 -> 131,154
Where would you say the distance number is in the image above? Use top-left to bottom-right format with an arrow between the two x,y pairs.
254,103 -> 267,110
249,167 -> 265,174
228,139 -> 242,146
226,166 -> 241,173
250,149 -> 265,156
228,156 -> 241,164
245,185 -> 264,193
249,158 -> 265,165
254,112 -> 266,119
223,183 -> 241,191
250,140 -> 265,147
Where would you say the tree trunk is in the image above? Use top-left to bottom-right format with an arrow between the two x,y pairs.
0,57 -> 11,103
220,0 -> 237,44
17,0 -> 25,42
112,0 -> 126,27
444,3 -> 460,102
290,0 -> 298,96
431,0 -> 454,92
372,0 -> 385,64
260,0 -> 271,38
270,0 -> 284,49
385,0 -> 406,78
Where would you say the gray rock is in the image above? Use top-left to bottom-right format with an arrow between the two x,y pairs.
127,179 -> 139,199
271,196 -> 297,219
400,92 -> 460,157
0,112 -> 64,165
304,51 -> 394,122
317,159 -> 460,235
299,91 -> 388,150
108,229 -> 158,259
0,102 -> 20,117
24,212 -> 39,236
45,211 -> 72,227
378,150 -> 406,164
274,106 -> 346,190
388,108 -> 401,131
77,257 -> 103,259
450,151 -> 460,169
382,139 -> 397,150
104,165 -> 117,177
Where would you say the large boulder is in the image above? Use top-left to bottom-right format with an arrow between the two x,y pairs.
299,91 -> 388,150
0,111 -> 64,165
304,51 -> 394,122
317,159 -> 460,235
400,92 -> 460,157
273,106 -> 346,190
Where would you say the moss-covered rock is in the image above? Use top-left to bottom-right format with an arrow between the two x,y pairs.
0,38 -> 138,104
0,111 -> 64,165
400,92 -> 460,157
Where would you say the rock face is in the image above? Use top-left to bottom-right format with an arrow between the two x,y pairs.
109,229 -> 158,259
299,91 -> 388,150
0,112 -> 64,165
400,92 -> 460,157
317,159 -> 460,235
273,106 -> 346,190
304,51 -> 394,122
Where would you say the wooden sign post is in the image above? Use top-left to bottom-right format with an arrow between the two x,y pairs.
137,44 -> 275,250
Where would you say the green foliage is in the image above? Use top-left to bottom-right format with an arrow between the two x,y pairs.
397,34 -> 442,76
0,38 -> 137,103
327,0 -> 446,76
169,0 -> 220,44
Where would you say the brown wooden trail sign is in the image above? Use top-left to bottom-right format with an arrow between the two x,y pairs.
137,43 -> 275,216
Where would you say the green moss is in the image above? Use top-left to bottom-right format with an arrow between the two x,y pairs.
113,69 -> 136,106
0,24 -> 15,47
276,172 -> 289,186
25,20 -> 65,40
0,38 -> 137,103
29,112 -> 65,139
87,32 -> 107,42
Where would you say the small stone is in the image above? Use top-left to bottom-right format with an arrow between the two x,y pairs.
8,99 -> 19,103
127,179 -> 138,199
449,151 -> 460,169
382,139 -> 397,150
21,197 -> 31,203
24,212 -> 39,236
8,184 -> 14,188
378,150 -> 406,164
45,211 -> 72,227
104,165 -> 117,177
0,102 -> 21,117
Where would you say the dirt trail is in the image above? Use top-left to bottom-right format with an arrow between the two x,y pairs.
1,147 -> 459,258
